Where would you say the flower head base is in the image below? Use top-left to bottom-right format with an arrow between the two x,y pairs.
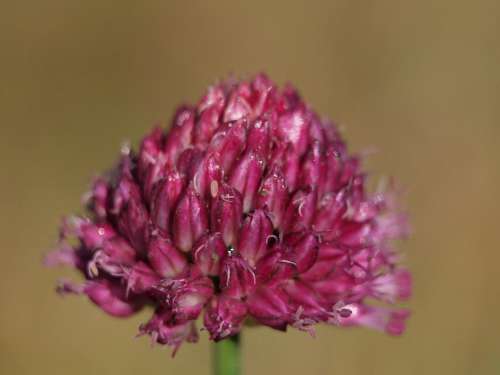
47,74 -> 411,355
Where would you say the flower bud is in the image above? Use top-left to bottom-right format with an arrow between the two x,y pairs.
195,105 -> 222,147
283,232 -> 319,274
137,127 -> 166,202
172,188 -> 208,252
87,178 -> 110,220
139,310 -> 198,356
223,90 -> 252,123
208,120 -> 247,175
255,169 -> 288,228
204,296 -> 247,341
320,145 -> 343,195
192,153 -> 223,199
113,174 -> 149,253
164,107 -> 195,167
176,148 -> 204,182
283,188 -> 317,232
193,233 -> 226,276
254,247 -> 295,285
247,286 -> 289,330
282,279 -> 325,313
269,143 -> 300,192
238,209 -> 273,267
250,73 -> 276,117
125,261 -> 160,295
299,141 -> 323,189
277,109 -> 310,157
85,280 -> 144,317
157,276 -> 213,322
198,85 -> 225,114
220,255 -> 256,299
86,236 -> 136,278
313,188 -> 348,233
246,119 -> 270,157
300,242 -> 344,281
148,235 -> 187,278
210,184 -> 243,247
229,151 -> 264,213
150,170 -> 184,236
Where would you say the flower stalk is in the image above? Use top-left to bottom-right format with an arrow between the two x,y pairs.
213,334 -> 240,375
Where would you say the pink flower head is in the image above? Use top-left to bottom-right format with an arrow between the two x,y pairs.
46,74 -> 411,355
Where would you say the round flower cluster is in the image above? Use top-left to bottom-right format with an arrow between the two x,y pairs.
47,74 -> 411,355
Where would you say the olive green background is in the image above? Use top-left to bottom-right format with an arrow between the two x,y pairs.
1,1 -> 499,374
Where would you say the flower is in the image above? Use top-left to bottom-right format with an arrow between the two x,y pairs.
46,74 -> 411,355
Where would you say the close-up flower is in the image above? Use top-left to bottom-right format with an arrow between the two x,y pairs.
46,74 -> 412,356
4,3 -> 499,375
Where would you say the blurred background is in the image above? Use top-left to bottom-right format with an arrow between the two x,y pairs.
1,1 -> 499,374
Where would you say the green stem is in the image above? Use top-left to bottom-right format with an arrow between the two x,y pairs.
213,334 -> 240,375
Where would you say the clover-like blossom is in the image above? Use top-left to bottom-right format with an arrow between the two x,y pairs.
46,74 -> 411,355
